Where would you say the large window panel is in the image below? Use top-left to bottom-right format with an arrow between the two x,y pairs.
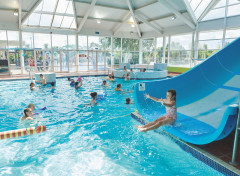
52,15 -> 64,28
34,33 -> 51,49
78,36 -> 87,50
227,4 -> 240,17
52,34 -> 68,50
202,8 -> 225,21
199,31 -> 223,40
113,38 -> 121,51
142,38 -> 154,64
56,0 -> 69,13
122,52 -> 139,64
122,38 -> 139,52
28,13 -> 41,26
42,0 -> 57,12
170,34 -> 192,50
156,37 -> 163,63
61,16 -> 74,28
40,14 -> 53,26
225,28 -> 240,38
22,32 -> 34,49
68,35 -> 76,50
7,31 -> 19,49
198,40 -> 222,50
0,30 -> 7,49
88,36 -> 105,50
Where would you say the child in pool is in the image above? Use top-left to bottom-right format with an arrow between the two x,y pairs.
140,68 -> 143,72
75,81 -> 82,89
50,82 -> 55,89
136,89 -> 177,132
101,80 -> 107,87
90,92 -> 98,105
126,97 -> 134,104
28,103 -> 35,112
125,72 -> 130,81
68,77 -> 71,81
130,68 -> 133,72
143,68 -> 146,72
20,108 -> 33,120
77,76 -> 82,82
37,74 -> 47,85
70,79 -> 75,86
30,82 -> 40,90
124,66 -> 127,71
115,84 -> 123,91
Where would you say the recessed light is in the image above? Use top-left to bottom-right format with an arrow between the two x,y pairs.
171,15 -> 176,20
13,10 -> 18,16
96,19 -> 101,24
131,24 -> 135,28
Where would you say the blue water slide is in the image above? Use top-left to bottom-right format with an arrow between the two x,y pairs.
134,38 -> 240,145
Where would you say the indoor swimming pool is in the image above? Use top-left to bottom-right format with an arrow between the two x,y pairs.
0,77 -> 223,175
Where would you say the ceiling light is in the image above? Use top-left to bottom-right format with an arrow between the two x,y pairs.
171,15 -> 176,20
96,19 -> 101,24
131,24 -> 135,28
13,10 -> 18,16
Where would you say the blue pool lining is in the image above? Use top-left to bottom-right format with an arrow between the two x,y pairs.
131,112 -> 240,176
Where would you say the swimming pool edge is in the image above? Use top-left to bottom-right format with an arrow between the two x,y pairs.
131,111 -> 240,176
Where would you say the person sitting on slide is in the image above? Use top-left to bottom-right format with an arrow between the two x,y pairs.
136,89 -> 177,132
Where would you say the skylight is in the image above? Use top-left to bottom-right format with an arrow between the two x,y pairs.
23,0 -> 76,29
188,0 -> 213,20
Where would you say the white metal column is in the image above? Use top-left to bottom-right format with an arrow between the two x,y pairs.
167,36 -> 170,65
139,39 -> 143,64
111,36 -> 113,70
162,36 -> 166,63
154,37 -> 157,63
120,37 -> 123,63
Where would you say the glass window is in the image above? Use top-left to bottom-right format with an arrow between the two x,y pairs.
122,38 -> 139,52
35,1 -> 43,11
215,0 -> 226,8
61,16 -> 74,28
142,38 -> 154,64
142,38 -> 154,51
28,13 -> 41,26
202,8 -> 225,21
0,30 -> 7,49
40,14 -> 53,26
156,37 -> 163,63
227,4 -> 240,17
78,35 -> 87,50
228,0 -> 240,5
198,40 -> 222,50
70,20 -> 76,29
68,35 -> 76,50
22,32 -> 34,49
56,0 -> 69,13
225,28 -> 240,38
42,0 -> 57,12
199,31 -> 223,40
170,34 -> 192,50
195,0 -> 212,19
34,33 -> 51,49
88,36 -> 103,50
52,34 -> 68,49
105,37 -> 111,51
7,31 -> 19,49
113,38 -> 121,51
66,1 -> 74,15
52,15 -> 64,28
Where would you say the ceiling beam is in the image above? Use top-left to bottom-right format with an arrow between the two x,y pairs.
182,0 -> 197,24
19,0 -> 22,30
73,0 -> 128,11
197,0 -> 220,22
126,0 -> 141,37
112,12 -> 131,35
158,0 -> 195,29
148,11 -> 187,22
50,0 -> 59,29
77,0 -> 97,33
134,12 -> 163,34
72,0 -> 78,29
21,0 -> 43,24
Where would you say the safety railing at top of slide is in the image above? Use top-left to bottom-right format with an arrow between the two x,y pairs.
25,66 -> 34,81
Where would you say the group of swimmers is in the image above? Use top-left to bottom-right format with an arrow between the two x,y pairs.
25,73 -> 177,133
30,74 -> 55,90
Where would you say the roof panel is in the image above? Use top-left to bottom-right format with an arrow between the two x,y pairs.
56,0 -> 69,13
52,15 -> 64,27
40,14 -> 53,26
61,16 -> 74,28
42,0 -> 57,12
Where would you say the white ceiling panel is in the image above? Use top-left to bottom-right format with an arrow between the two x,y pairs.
84,19 -> 117,30
90,6 -> 127,20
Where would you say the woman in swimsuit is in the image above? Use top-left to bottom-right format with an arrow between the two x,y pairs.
136,89 -> 177,132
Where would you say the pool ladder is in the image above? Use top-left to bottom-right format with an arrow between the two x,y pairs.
27,67 -> 34,81
229,95 -> 240,165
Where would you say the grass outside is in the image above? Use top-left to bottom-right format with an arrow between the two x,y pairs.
167,67 -> 191,73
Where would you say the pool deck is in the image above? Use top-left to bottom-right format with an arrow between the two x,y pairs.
1,71 -> 240,174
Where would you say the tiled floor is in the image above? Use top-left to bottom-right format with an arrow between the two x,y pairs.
197,130 -> 240,170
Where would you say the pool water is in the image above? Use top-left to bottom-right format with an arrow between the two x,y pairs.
0,77 -> 223,176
